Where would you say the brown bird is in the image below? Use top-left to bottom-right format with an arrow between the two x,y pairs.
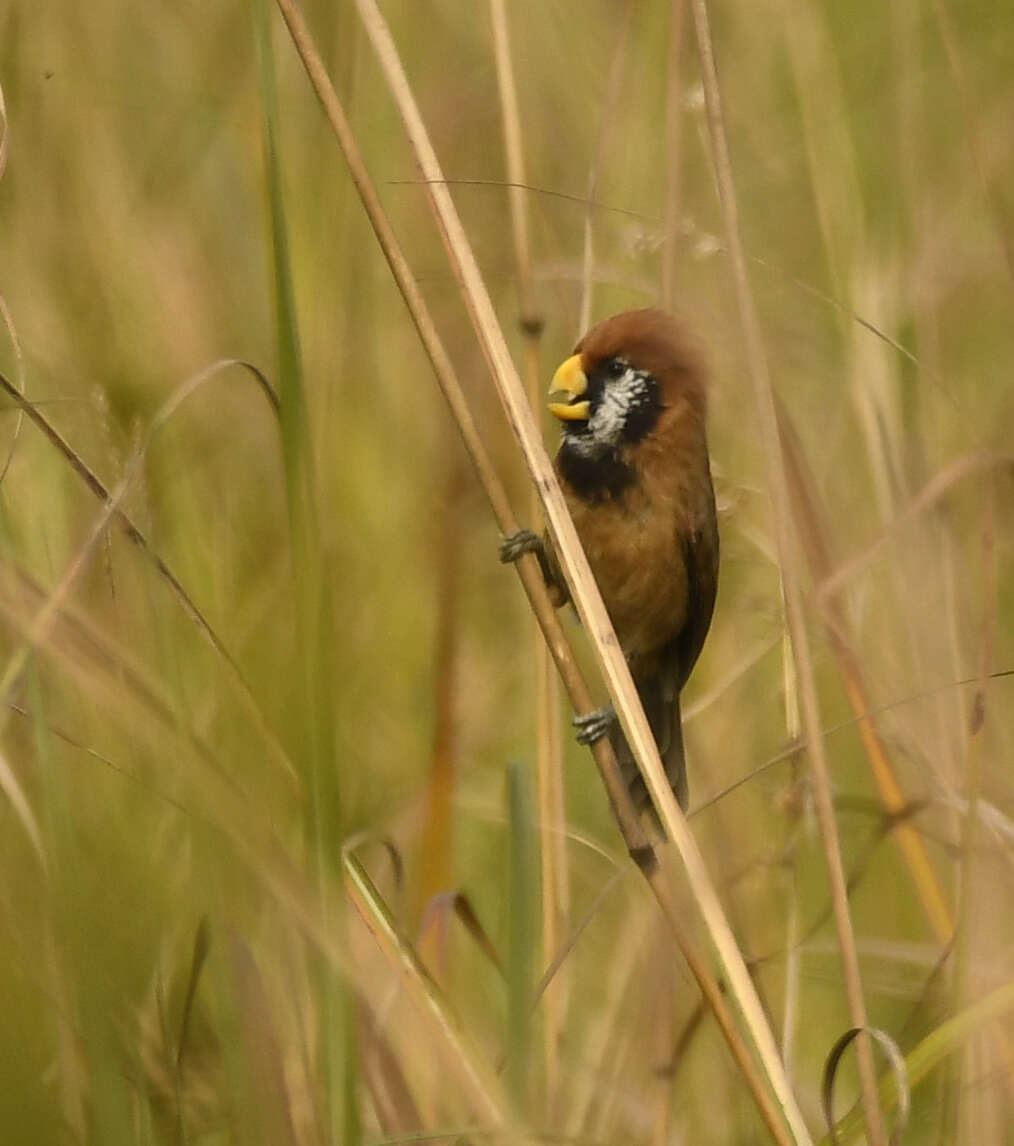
501,308 -> 719,813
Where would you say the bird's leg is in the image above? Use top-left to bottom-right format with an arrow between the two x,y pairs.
498,528 -> 543,564
573,704 -> 617,745
499,528 -> 564,598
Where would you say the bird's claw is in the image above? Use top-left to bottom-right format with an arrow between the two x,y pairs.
499,528 -> 542,564
574,705 -> 617,745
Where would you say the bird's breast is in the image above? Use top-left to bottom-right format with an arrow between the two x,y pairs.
556,400 -> 713,673
564,479 -> 690,672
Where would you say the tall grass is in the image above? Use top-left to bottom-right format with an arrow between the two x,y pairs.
0,2 -> 1012,1144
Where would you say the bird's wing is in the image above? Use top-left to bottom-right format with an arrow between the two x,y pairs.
539,529 -> 571,608
635,487 -> 719,813
674,488 -> 720,690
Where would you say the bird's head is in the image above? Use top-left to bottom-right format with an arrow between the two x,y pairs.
548,308 -> 705,458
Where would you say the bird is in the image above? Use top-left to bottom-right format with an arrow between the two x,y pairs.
501,308 -> 719,815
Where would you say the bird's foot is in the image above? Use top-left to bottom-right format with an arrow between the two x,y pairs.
574,705 -> 617,745
499,528 -> 543,564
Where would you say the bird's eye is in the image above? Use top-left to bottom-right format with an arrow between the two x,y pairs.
606,358 -> 627,379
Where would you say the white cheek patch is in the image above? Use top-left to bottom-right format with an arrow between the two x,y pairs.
589,368 -> 647,446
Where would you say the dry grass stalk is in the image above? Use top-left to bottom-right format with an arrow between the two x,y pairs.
578,0 -> 634,337
661,0 -> 686,313
777,29 -> 1014,1107
785,402 -> 1014,1102
488,0 -> 569,1113
688,0 -> 884,1142
346,0 -> 809,1141
344,853 -> 509,1125
777,406 -> 954,942
274,0 -> 802,1139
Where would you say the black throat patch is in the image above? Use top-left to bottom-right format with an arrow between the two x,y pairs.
557,442 -> 635,502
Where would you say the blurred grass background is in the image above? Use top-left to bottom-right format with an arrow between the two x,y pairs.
1,0 -> 1013,1142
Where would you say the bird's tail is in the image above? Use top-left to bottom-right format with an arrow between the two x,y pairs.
610,687 -> 688,823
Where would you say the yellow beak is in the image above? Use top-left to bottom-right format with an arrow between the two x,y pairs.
548,354 -> 590,421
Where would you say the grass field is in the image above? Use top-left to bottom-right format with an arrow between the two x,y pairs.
1,1 -> 1013,1143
